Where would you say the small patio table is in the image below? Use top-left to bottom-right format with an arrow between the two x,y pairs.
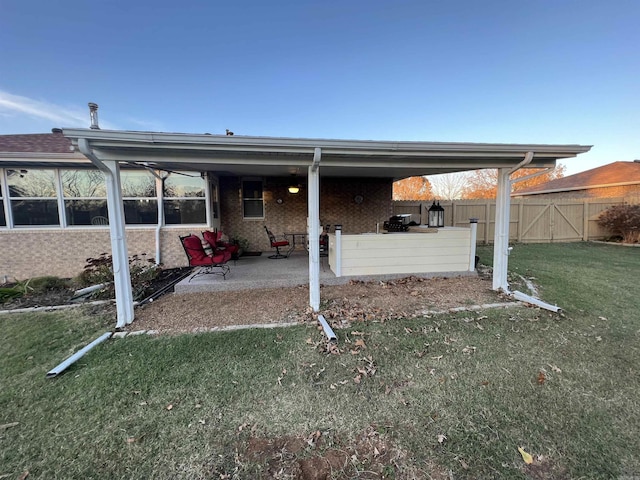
284,232 -> 308,251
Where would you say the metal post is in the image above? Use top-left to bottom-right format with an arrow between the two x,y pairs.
308,148 -> 321,311
469,218 -> 478,271
335,227 -> 342,277
492,168 -> 510,291
103,160 -> 135,327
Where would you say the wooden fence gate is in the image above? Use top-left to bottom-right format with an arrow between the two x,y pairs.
392,197 -> 635,243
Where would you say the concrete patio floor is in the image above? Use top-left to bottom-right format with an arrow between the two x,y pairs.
174,250 -> 476,294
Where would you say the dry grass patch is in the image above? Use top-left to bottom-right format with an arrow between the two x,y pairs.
132,275 -> 503,334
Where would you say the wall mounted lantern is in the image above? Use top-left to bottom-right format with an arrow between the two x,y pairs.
428,201 -> 445,228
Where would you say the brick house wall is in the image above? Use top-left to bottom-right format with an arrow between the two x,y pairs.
219,176 -> 393,252
0,227 -> 195,281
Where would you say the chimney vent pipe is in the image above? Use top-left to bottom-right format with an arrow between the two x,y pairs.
88,102 -> 100,129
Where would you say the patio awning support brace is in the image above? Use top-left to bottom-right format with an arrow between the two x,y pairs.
77,138 -> 134,328
308,147 -> 322,312
492,151 -> 534,292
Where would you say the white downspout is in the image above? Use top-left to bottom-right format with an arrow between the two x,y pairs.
308,147 -> 321,312
147,170 -> 168,266
492,152 -> 533,292
78,138 -> 134,328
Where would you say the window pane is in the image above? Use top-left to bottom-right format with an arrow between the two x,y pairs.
121,170 -> 156,197
62,170 -> 106,197
243,199 -> 264,218
243,180 -> 263,199
164,174 -> 205,197
7,169 -> 57,197
0,200 -> 5,227
65,200 -> 109,226
11,199 -> 59,226
164,199 -> 206,224
124,199 -> 158,224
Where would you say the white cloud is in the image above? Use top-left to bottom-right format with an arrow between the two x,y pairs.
0,90 -> 119,130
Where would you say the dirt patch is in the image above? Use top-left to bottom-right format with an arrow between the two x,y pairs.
130,275 -> 506,334
229,427 -> 449,480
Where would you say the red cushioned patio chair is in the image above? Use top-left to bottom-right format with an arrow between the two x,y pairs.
202,230 -> 240,261
180,234 -> 231,282
264,226 -> 291,259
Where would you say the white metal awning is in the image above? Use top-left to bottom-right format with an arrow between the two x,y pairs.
62,128 -> 591,328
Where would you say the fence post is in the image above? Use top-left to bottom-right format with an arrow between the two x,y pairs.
485,202 -> 491,244
517,200 -> 523,242
583,199 -> 589,241
469,218 -> 478,271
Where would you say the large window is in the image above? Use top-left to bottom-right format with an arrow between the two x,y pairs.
121,170 -> 158,225
61,170 -> 108,226
7,169 -> 59,226
163,173 -> 206,224
242,179 -> 264,219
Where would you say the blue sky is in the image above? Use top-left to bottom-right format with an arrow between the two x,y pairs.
1,0 -> 638,175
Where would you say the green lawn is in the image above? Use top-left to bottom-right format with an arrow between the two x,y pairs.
1,242 -> 639,479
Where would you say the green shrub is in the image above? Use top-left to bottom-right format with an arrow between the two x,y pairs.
0,279 -> 32,304
76,253 -> 162,301
597,204 -> 640,243
28,276 -> 71,294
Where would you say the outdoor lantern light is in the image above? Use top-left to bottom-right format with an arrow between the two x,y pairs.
428,201 -> 445,228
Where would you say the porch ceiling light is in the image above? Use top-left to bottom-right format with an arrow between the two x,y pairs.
288,175 -> 300,194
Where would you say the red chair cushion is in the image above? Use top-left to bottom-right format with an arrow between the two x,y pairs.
272,240 -> 289,247
202,230 -> 216,247
183,235 -> 208,262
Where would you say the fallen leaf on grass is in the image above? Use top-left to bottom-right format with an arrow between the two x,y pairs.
462,346 -> 476,355
126,437 -> 137,444
548,364 -> 562,373
18,472 -> 29,480
518,447 -> 533,464
166,404 -> 173,410
354,374 -> 362,384
437,434 -> 447,444
537,371 -> 546,385
0,422 -> 19,430
431,355 -> 443,361
354,339 -> 366,349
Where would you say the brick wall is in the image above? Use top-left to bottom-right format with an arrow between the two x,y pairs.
0,227 -> 194,281
219,176 -> 393,251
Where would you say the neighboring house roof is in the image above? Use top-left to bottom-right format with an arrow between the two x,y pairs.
0,129 -> 89,167
516,161 -> 640,196
0,129 -> 72,153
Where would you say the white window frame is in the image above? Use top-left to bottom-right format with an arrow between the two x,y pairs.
241,177 -> 265,220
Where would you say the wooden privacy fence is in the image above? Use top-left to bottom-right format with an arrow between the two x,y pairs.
392,197 -> 638,244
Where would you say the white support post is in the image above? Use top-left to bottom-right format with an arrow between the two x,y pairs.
103,160 -> 135,327
335,227 -> 342,277
492,168 -> 511,291
308,148 -> 321,312
469,218 -> 478,271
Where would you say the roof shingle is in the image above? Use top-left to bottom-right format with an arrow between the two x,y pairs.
517,161 -> 640,195
0,130 -> 73,154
